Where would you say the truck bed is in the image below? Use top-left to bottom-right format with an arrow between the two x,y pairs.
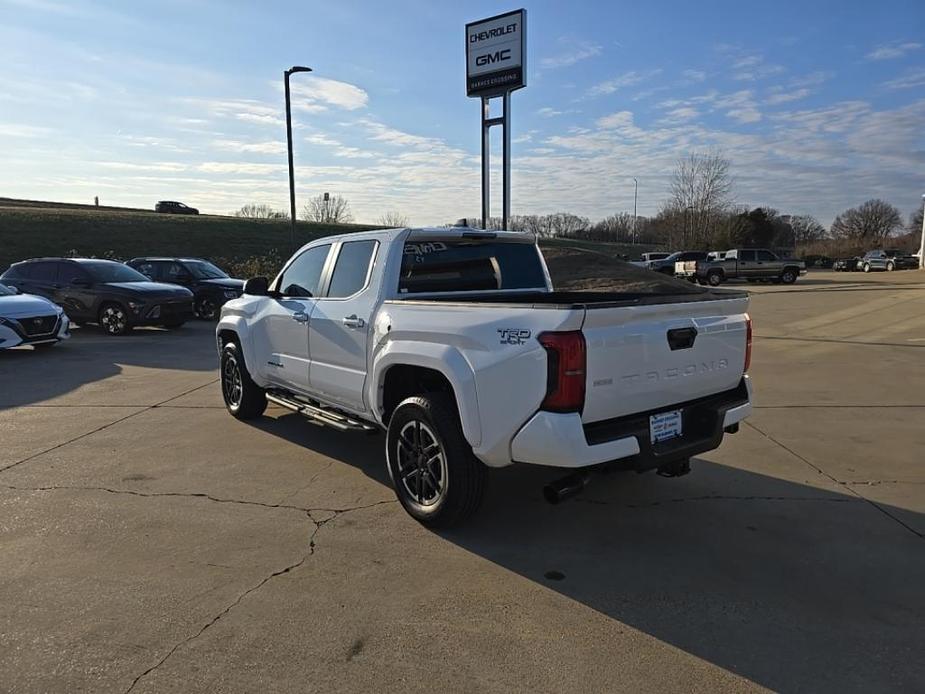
389,287 -> 746,309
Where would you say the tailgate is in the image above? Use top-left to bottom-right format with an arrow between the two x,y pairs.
581,296 -> 749,423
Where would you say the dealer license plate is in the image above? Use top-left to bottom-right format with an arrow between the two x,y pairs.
650,410 -> 682,444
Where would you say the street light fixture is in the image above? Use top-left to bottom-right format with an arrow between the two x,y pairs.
284,65 -> 313,253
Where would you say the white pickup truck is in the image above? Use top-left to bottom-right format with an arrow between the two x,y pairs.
216,227 -> 753,527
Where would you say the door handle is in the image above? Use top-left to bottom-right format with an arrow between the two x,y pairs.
291,312 -> 309,323
342,315 -> 365,328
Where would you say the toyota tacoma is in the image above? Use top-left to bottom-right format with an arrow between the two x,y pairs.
216,228 -> 753,527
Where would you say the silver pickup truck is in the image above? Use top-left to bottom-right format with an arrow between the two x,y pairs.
676,249 -> 805,286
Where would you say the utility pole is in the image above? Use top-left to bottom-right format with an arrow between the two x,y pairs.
632,177 -> 638,244
919,194 -> 925,270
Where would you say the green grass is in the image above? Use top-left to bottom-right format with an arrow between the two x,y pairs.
0,202 -> 378,273
0,198 -> 656,275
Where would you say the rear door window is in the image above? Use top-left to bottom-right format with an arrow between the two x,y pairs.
27,262 -> 59,282
58,263 -> 90,285
326,241 -> 377,298
738,250 -> 757,262
756,250 -> 775,262
399,240 -> 547,293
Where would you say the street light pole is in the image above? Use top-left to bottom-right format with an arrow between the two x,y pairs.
284,65 -> 313,253
632,177 -> 638,245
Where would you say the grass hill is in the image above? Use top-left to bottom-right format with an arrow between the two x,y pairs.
0,198 -> 659,277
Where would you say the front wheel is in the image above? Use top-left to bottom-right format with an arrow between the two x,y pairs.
99,304 -> 131,336
195,296 -> 219,321
886,262 -> 895,272
220,342 -> 267,419
386,394 -> 486,528
863,263 -> 871,273
781,269 -> 797,284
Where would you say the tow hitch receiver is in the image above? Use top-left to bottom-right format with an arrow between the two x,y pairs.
656,457 -> 692,478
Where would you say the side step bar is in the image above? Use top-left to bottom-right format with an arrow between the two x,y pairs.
266,391 -> 378,433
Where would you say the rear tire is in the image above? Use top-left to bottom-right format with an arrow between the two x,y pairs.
220,342 -> 267,420
863,263 -> 871,273
886,261 -> 894,272
706,270 -> 723,287
386,393 -> 486,528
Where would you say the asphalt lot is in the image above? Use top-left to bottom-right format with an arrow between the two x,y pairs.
1,270 -> 923,693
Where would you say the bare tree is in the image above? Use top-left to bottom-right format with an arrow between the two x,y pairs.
377,211 -> 410,228
790,215 -> 827,244
234,203 -> 288,219
301,194 -> 353,224
830,199 -> 902,243
669,151 -> 734,247
909,206 -> 924,235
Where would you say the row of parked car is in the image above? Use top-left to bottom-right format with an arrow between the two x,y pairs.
831,249 -> 920,272
633,248 -> 806,286
0,256 -> 243,350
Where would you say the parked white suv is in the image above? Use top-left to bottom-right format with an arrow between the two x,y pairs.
216,228 -> 753,527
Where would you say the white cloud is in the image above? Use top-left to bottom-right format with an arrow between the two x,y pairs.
288,76 -> 368,111
587,70 -> 662,97
596,111 -> 634,130
661,107 -> 699,124
682,69 -> 707,83
884,67 -> 925,90
715,90 -> 762,123
765,88 -> 811,105
212,139 -> 286,155
541,40 -> 602,69
0,122 -> 53,137
198,162 -> 286,175
866,41 -> 922,61
537,107 -> 563,118
727,53 -> 785,81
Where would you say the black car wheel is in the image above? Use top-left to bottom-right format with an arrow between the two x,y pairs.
781,269 -> 797,284
195,296 -> 219,321
886,261 -> 895,272
99,303 -> 130,336
220,342 -> 266,419
386,393 -> 486,528
863,263 -> 871,273
706,270 -> 723,286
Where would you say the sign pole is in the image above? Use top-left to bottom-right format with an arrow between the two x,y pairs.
481,97 -> 491,230
466,8 -> 526,232
502,91 -> 511,230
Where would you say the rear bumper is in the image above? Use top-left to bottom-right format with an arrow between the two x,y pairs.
511,376 -> 752,469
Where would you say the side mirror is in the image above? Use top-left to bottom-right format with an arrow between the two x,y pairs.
243,276 -> 269,296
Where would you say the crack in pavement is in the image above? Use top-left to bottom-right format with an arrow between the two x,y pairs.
0,380 -> 220,475
119,496 -> 396,693
576,494 -> 861,508
744,421 -> 923,539
2,483 -> 396,516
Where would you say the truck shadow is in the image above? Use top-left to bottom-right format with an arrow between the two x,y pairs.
0,322 -> 217,409
247,414 -> 924,692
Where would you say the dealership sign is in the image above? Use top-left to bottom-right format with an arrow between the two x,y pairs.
466,9 -> 526,97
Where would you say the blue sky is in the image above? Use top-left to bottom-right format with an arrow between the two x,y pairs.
1,0 -> 923,226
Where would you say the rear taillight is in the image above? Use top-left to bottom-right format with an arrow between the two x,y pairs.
538,331 -> 586,413
744,314 -> 752,373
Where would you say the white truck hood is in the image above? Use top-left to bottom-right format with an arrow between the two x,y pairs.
0,293 -> 61,318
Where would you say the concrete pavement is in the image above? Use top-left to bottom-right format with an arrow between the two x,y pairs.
1,270 -> 923,693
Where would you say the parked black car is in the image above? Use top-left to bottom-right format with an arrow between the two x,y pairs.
155,200 -> 199,215
0,258 -> 193,335
126,257 -> 244,320
833,257 -> 860,272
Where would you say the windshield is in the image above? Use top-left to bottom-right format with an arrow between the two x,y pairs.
0,283 -> 15,296
185,260 -> 228,279
81,261 -> 149,283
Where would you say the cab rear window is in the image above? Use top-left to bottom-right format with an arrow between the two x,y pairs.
399,241 -> 547,294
